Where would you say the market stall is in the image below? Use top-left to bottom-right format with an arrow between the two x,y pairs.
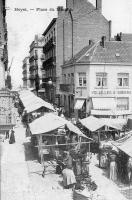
29,113 -> 93,177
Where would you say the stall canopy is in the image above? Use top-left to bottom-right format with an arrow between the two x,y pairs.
19,90 -> 55,112
29,113 -> 88,138
79,116 -> 105,132
74,99 -> 85,109
113,131 -> 132,157
100,118 -> 127,130
79,116 -> 127,132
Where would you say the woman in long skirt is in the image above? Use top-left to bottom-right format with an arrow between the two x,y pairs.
9,130 -> 15,144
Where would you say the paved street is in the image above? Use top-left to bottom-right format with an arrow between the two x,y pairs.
0,117 -> 131,200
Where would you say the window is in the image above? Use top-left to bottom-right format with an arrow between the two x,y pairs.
96,73 -> 107,87
63,74 -> 66,84
117,97 -> 129,110
117,73 -> 129,87
71,73 -> 74,84
78,73 -> 86,87
68,74 -> 70,84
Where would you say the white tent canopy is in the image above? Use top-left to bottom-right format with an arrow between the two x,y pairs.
29,113 -> 88,138
79,116 -> 105,132
19,90 -> 55,112
79,116 -> 127,132
113,131 -> 132,157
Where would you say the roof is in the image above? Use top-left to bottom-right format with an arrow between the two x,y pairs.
29,113 -> 88,138
121,33 -> 132,42
63,40 -> 132,66
43,18 -> 57,36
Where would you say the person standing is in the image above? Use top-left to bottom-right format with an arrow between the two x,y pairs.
9,129 -> 15,144
109,153 -> 117,182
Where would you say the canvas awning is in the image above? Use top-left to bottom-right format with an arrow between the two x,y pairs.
79,116 -> 105,132
19,91 -> 54,111
29,113 -> 88,138
100,118 -> 127,130
25,100 -> 55,113
74,99 -> 85,109
92,98 -> 116,110
112,131 -> 132,157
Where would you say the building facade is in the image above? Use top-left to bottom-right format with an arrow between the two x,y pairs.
42,18 -> 57,103
56,0 -> 111,101
0,0 -> 8,89
0,0 -> 15,131
61,36 -> 132,119
29,35 -> 44,92
22,57 -> 30,88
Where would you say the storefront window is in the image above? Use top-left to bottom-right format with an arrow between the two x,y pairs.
117,73 -> 129,87
78,73 -> 86,87
117,97 -> 129,110
96,73 -> 107,87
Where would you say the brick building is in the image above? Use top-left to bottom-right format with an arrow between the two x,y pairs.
56,0 -> 111,100
61,35 -> 132,118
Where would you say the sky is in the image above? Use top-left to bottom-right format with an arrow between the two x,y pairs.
6,0 -> 132,89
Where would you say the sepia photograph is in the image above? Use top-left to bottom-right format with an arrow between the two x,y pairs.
0,0 -> 132,199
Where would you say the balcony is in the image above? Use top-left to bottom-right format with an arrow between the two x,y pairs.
60,84 -> 75,93
43,56 -> 56,69
29,74 -> 36,80
43,37 -> 56,53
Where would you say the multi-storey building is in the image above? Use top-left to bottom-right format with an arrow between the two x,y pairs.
0,0 -> 8,89
56,0 -> 111,103
22,56 -> 30,88
42,18 -> 57,103
61,35 -> 132,118
42,0 -> 111,105
29,35 -> 44,93
0,0 -> 15,132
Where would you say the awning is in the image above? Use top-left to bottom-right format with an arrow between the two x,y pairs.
112,131 -> 132,157
92,98 -> 116,110
79,116 -> 105,132
100,118 -> 127,130
29,113 -> 87,138
74,99 -> 85,110
91,109 -> 132,116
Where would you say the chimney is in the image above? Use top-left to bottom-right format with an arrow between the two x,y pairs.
96,0 -> 102,13
101,36 -> 106,48
120,32 -> 122,41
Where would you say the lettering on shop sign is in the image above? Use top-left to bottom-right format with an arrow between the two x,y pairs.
91,90 -> 131,95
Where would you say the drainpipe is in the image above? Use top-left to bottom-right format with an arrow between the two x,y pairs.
69,9 -> 74,58
63,20 -> 65,64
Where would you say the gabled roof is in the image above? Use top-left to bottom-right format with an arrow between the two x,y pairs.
63,40 -> 132,66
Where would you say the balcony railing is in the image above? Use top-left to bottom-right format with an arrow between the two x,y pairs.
60,84 -> 75,93
43,56 -> 56,68
43,37 -> 56,53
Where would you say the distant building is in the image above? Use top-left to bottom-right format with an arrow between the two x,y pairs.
61,36 -> 132,118
22,57 -> 30,88
29,35 -> 44,94
42,18 -> 57,103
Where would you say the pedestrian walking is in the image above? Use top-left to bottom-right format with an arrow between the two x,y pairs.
9,129 -> 15,144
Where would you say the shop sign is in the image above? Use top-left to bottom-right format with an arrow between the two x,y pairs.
91,90 -> 131,95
